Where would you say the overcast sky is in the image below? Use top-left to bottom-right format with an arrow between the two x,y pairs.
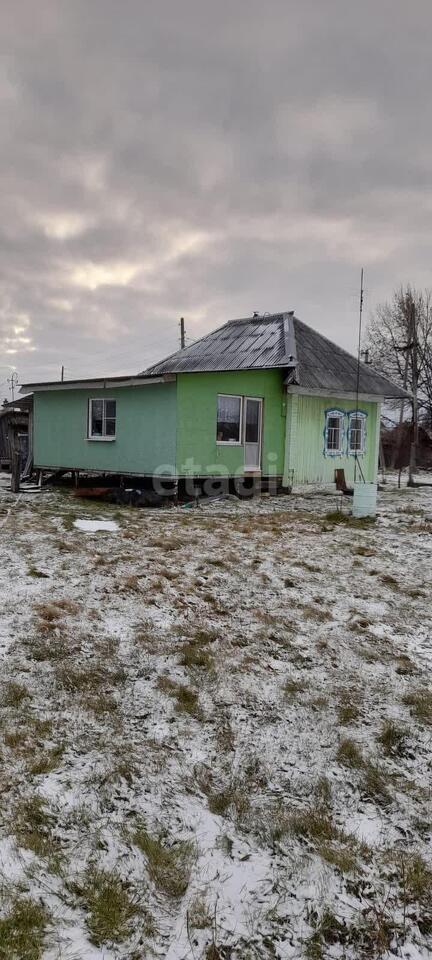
1,1 -> 431,398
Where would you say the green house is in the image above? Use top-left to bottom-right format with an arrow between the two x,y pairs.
21,311 -> 406,492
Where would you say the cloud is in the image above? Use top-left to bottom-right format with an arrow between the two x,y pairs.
0,0 -> 431,397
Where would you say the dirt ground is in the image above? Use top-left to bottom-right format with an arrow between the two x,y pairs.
0,475 -> 431,959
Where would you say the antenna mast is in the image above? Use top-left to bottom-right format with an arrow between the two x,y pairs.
354,268 -> 364,484
7,371 -> 18,402
179,317 -> 185,349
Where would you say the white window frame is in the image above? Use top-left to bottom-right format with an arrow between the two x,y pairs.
216,394 -> 243,445
324,409 -> 344,456
348,411 -> 367,455
88,398 -> 117,441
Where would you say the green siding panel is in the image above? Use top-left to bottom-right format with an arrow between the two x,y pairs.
287,393 -> 379,484
33,383 -> 177,474
176,370 -> 286,476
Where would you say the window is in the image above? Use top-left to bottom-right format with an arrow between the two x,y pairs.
324,410 -> 344,455
216,395 -> 242,443
348,412 -> 366,454
88,399 -> 116,439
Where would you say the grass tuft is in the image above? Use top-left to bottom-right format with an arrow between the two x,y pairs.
360,761 -> 391,806
336,738 -> 364,769
134,827 -> 195,898
14,795 -> 61,861
0,896 -> 49,960
377,720 -> 409,758
324,511 -> 376,529
187,893 -> 213,930
157,676 -> 202,717
402,687 -> 432,725
75,867 -> 143,946
1,681 -> 30,707
283,677 -> 307,701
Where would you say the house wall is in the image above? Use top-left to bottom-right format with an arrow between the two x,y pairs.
175,370 -> 286,476
287,393 -> 380,484
33,383 -> 177,474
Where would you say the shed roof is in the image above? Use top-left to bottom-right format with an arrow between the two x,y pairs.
143,311 -> 408,399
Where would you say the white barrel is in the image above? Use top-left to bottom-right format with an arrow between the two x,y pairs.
353,482 -> 377,518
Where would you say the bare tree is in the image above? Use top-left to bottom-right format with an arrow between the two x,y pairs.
365,286 -> 432,482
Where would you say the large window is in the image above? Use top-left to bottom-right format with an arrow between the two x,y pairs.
88,399 -> 116,440
348,412 -> 366,454
216,395 -> 242,443
324,410 -> 344,455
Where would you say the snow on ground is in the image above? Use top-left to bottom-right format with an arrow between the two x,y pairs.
0,473 -> 431,959
74,519 -> 119,533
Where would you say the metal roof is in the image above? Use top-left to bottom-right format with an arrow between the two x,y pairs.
291,316 -> 408,398
143,312 -> 297,374
142,312 -> 408,399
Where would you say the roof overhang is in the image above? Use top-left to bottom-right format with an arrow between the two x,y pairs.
286,385 -> 396,403
20,374 -> 175,394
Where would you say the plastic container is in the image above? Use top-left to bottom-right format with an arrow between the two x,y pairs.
353,481 -> 377,518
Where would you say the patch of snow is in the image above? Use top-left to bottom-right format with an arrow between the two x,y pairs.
73,518 -> 119,532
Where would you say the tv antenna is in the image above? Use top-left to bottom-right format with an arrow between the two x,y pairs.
179,317 -> 186,349
7,371 -> 18,402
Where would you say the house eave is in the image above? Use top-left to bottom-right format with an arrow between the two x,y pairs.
286,386 -> 390,402
20,374 -> 175,393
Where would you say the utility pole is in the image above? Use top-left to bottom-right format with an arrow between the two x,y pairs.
61,365 -> 64,381
408,296 -> 418,487
180,317 -> 185,349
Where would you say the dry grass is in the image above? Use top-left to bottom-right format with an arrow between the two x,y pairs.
289,806 -> 337,845
156,676 -> 202,718
360,762 -> 391,806
283,677 -> 307,701
54,658 -> 124,715
72,867 -> 145,947
324,511 -> 376,529
299,604 -> 332,623
336,737 -> 364,769
402,687 -> 432,724
33,599 -> 79,634
27,744 -> 65,777
395,653 -> 417,676
337,689 -> 363,725
1,681 -> 30,707
179,633 -> 214,670
27,632 -> 71,662
0,895 -> 49,960
352,544 -> 376,557
196,758 -> 271,828
377,720 -> 409,757
13,794 -> 61,862
134,827 -> 195,898
187,893 -> 213,930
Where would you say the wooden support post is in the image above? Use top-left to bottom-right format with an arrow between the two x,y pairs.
10,429 -> 20,494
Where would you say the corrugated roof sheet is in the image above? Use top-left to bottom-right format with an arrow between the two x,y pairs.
291,317 -> 407,398
142,312 -> 408,399
143,313 -> 297,374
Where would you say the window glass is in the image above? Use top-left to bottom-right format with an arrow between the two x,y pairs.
349,414 -> 365,453
325,411 -> 343,453
245,399 -> 260,443
217,395 -> 241,442
89,399 -> 116,438
90,399 -> 103,436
